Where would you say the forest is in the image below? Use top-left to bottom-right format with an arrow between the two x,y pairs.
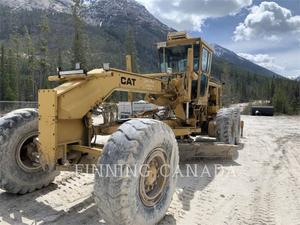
0,0 -> 299,115
212,58 -> 300,114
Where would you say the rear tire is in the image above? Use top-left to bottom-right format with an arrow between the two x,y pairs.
232,108 -> 241,144
94,119 -> 179,225
208,120 -> 216,137
216,108 -> 236,145
0,108 -> 57,194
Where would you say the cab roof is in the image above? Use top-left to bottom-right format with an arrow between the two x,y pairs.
157,32 -> 214,53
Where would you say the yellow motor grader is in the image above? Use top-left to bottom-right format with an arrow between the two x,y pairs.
0,32 -> 241,225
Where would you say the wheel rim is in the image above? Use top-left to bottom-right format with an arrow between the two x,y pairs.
16,132 -> 42,173
139,148 -> 169,207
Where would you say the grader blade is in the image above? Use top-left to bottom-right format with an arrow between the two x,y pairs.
179,141 -> 240,161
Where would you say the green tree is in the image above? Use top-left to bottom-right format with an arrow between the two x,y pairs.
272,83 -> 292,114
57,47 -> 63,69
24,26 -> 37,101
0,45 -> 5,100
125,26 -> 139,72
38,15 -> 50,90
9,34 -> 21,100
72,0 -> 87,69
4,48 -> 17,101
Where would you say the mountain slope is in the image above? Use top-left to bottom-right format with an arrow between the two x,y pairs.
0,0 -> 172,72
0,0 -> 299,114
213,44 -> 281,78
0,0 -> 72,12
83,0 -> 169,30
0,0 -> 281,77
0,0 -> 170,30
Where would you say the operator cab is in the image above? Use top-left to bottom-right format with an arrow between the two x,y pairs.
157,32 -> 213,102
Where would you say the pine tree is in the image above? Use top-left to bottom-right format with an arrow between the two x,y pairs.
125,26 -> 139,72
272,80 -> 294,114
57,48 -> 63,69
24,26 -> 36,101
0,45 -> 5,100
4,48 -> 17,101
72,0 -> 87,69
9,34 -> 21,100
269,76 -> 275,103
38,15 -> 50,90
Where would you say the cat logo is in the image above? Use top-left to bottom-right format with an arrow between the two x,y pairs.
121,77 -> 136,86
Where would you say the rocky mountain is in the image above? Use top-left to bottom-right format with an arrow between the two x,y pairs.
0,0 -> 172,71
0,0 -> 170,31
0,0 -> 281,77
213,44 -> 281,78
288,76 -> 300,81
82,0 -> 169,30
0,0 -> 72,12
1,0 -> 299,112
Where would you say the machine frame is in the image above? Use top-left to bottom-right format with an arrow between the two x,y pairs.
37,32 -> 224,171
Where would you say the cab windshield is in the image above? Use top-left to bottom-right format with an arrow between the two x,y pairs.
159,45 -> 200,73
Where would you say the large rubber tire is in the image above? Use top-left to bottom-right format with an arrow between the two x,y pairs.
0,108 -> 57,194
216,108 -> 236,145
232,108 -> 241,144
94,119 -> 179,225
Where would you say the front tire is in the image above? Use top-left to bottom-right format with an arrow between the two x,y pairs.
216,108 -> 236,145
0,108 -> 57,194
94,119 -> 179,225
232,108 -> 241,144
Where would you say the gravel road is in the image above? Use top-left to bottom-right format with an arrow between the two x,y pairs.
0,115 -> 300,225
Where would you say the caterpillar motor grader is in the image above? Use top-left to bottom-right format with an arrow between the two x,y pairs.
0,32 -> 242,225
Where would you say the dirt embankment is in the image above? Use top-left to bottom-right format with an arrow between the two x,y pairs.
1,115 -> 300,225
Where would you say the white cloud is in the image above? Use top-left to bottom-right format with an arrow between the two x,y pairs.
225,39 -> 300,77
264,35 -> 281,42
234,1 -> 300,41
136,0 -> 253,31
238,53 -> 284,73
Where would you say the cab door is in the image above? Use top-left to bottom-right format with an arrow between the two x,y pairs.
197,46 -> 212,105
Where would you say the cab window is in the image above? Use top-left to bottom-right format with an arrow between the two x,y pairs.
159,45 -> 191,73
193,44 -> 200,72
202,48 -> 209,72
207,51 -> 211,73
200,73 -> 208,96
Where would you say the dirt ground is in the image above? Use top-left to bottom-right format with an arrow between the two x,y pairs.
1,115 -> 300,225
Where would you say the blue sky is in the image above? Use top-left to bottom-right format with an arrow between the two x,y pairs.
136,0 -> 300,78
